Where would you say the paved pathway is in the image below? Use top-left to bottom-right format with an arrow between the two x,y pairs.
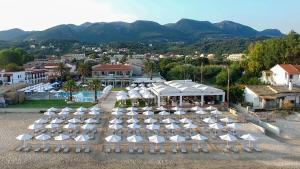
98,92 -> 116,113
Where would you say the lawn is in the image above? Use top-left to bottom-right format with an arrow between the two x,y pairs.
7,100 -> 96,109
111,88 -> 126,91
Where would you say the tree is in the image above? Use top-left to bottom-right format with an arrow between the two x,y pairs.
56,63 -> 67,80
144,60 -> 158,80
63,79 -> 77,102
78,63 -> 90,83
88,79 -> 102,102
0,48 -> 33,68
5,63 -> 24,72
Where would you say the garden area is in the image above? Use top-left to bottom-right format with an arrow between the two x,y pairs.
7,100 -> 96,109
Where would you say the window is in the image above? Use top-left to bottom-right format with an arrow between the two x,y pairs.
289,74 -> 293,79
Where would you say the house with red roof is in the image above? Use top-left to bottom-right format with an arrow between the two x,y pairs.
91,64 -> 133,87
262,64 -> 300,86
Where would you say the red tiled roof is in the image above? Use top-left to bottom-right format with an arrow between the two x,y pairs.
93,64 -> 132,71
279,64 -> 300,74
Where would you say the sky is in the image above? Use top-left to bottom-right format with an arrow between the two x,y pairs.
0,0 -> 299,33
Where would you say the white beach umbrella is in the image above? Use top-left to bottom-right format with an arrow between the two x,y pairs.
146,124 -> 160,130
211,109 -> 222,115
144,118 -> 158,124
159,111 -> 170,116
172,106 -> 183,111
220,117 -> 234,124
205,106 -> 216,111
127,118 -> 139,123
45,123 -> 60,129
109,123 -> 123,130
62,107 -> 72,112
183,123 -> 198,129
191,134 -> 208,141
191,106 -> 203,111
203,117 -> 217,124
129,93 -> 141,99
47,107 -> 59,112
105,135 -> 121,143
127,135 -> 143,143
162,118 -> 175,124
58,111 -> 69,116
112,107 -> 125,112
90,107 -> 101,112
74,134 -> 89,142
127,107 -> 138,111
220,134 -> 237,148
143,110 -> 154,116
117,91 -> 127,96
130,84 -> 137,87
174,110 -> 186,116
44,111 -> 56,116
111,111 -> 124,116
74,111 -> 85,116
149,135 -> 165,144
35,134 -> 51,141
85,118 -> 98,124
34,118 -> 48,124
89,110 -> 101,116
157,106 -> 167,111
142,106 -> 153,111
166,123 -> 180,130
63,123 -> 77,129
68,118 -> 81,124
28,123 -> 43,130
81,124 -> 96,130
54,134 -> 70,141
227,123 -> 241,130
240,134 -> 258,148
77,107 -> 87,112
142,93 -> 154,99
50,118 -> 64,124
127,123 -> 141,129
180,118 -> 192,124
117,95 -> 128,101
209,123 -> 224,130
16,133 -> 33,147
126,111 -> 138,116
170,135 -> 185,143
109,118 -> 123,124
195,110 -> 207,115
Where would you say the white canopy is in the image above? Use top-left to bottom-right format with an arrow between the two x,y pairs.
109,123 -> 123,130
64,123 -> 77,129
158,111 -> 170,116
146,124 -> 160,130
16,134 -> 32,141
149,135 -> 165,144
28,123 -> 43,130
179,118 -> 192,124
166,123 -> 180,130
144,118 -> 158,124
68,118 -> 81,124
143,111 -> 154,116
183,123 -> 197,129
109,118 -> 123,124
35,134 -> 51,141
170,135 -> 185,143
127,123 -> 141,129
35,118 -> 48,124
203,117 -> 217,124
191,134 -> 208,141
74,135 -> 89,142
54,134 -> 70,141
105,135 -> 121,143
209,123 -> 224,130
127,118 -> 139,123
162,118 -> 175,124
127,135 -> 143,143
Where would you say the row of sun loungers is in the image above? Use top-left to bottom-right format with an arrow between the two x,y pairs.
16,144 -> 91,153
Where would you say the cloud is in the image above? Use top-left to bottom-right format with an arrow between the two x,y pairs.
0,0 -> 137,31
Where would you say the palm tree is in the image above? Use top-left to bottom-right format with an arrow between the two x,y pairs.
64,79 -> 77,101
56,63 -> 66,80
144,60 -> 157,80
78,63 -> 89,83
88,79 -> 102,102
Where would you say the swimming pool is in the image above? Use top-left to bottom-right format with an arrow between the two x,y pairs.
56,91 -> 102,102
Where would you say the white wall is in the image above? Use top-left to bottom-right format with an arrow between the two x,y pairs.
12,72 -> 26,84
271,65 -> 289,85
244,87 -> 261,108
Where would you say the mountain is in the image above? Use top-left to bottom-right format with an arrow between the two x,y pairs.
0,19 -> 284,42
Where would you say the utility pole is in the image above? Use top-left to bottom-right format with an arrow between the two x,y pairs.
200,62 -> 203,84
227,65 -> 230,108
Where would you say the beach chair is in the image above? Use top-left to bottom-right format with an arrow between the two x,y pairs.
128,145 -> 134,154
171,145 -> 177,153
137,146 -> 143,154
15,145 -> 24,152
243,145 -> 252,153
43,145 -> 50,153
192,144 -> 199,153
34,145 -> 42,153
23,145 -> 31,152
63,145 -> 70,153
54,144 -> 62,153
115,144 -> 121,153
253,144 -> 262,152
181,144 -> 187,153
201,146 -> 209,153
159,145 -> 166,154
149,144 -> 155,154
105,146 -> 111,153
222,145 -> 230,153
229,145 -> 239,153
75,145 -> 81,153
84,146 -> 91,153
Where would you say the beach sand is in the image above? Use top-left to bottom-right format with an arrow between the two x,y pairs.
1,112 -> 300,169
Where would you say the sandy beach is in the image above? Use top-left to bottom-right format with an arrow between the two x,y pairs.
0,111 -> 300,169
